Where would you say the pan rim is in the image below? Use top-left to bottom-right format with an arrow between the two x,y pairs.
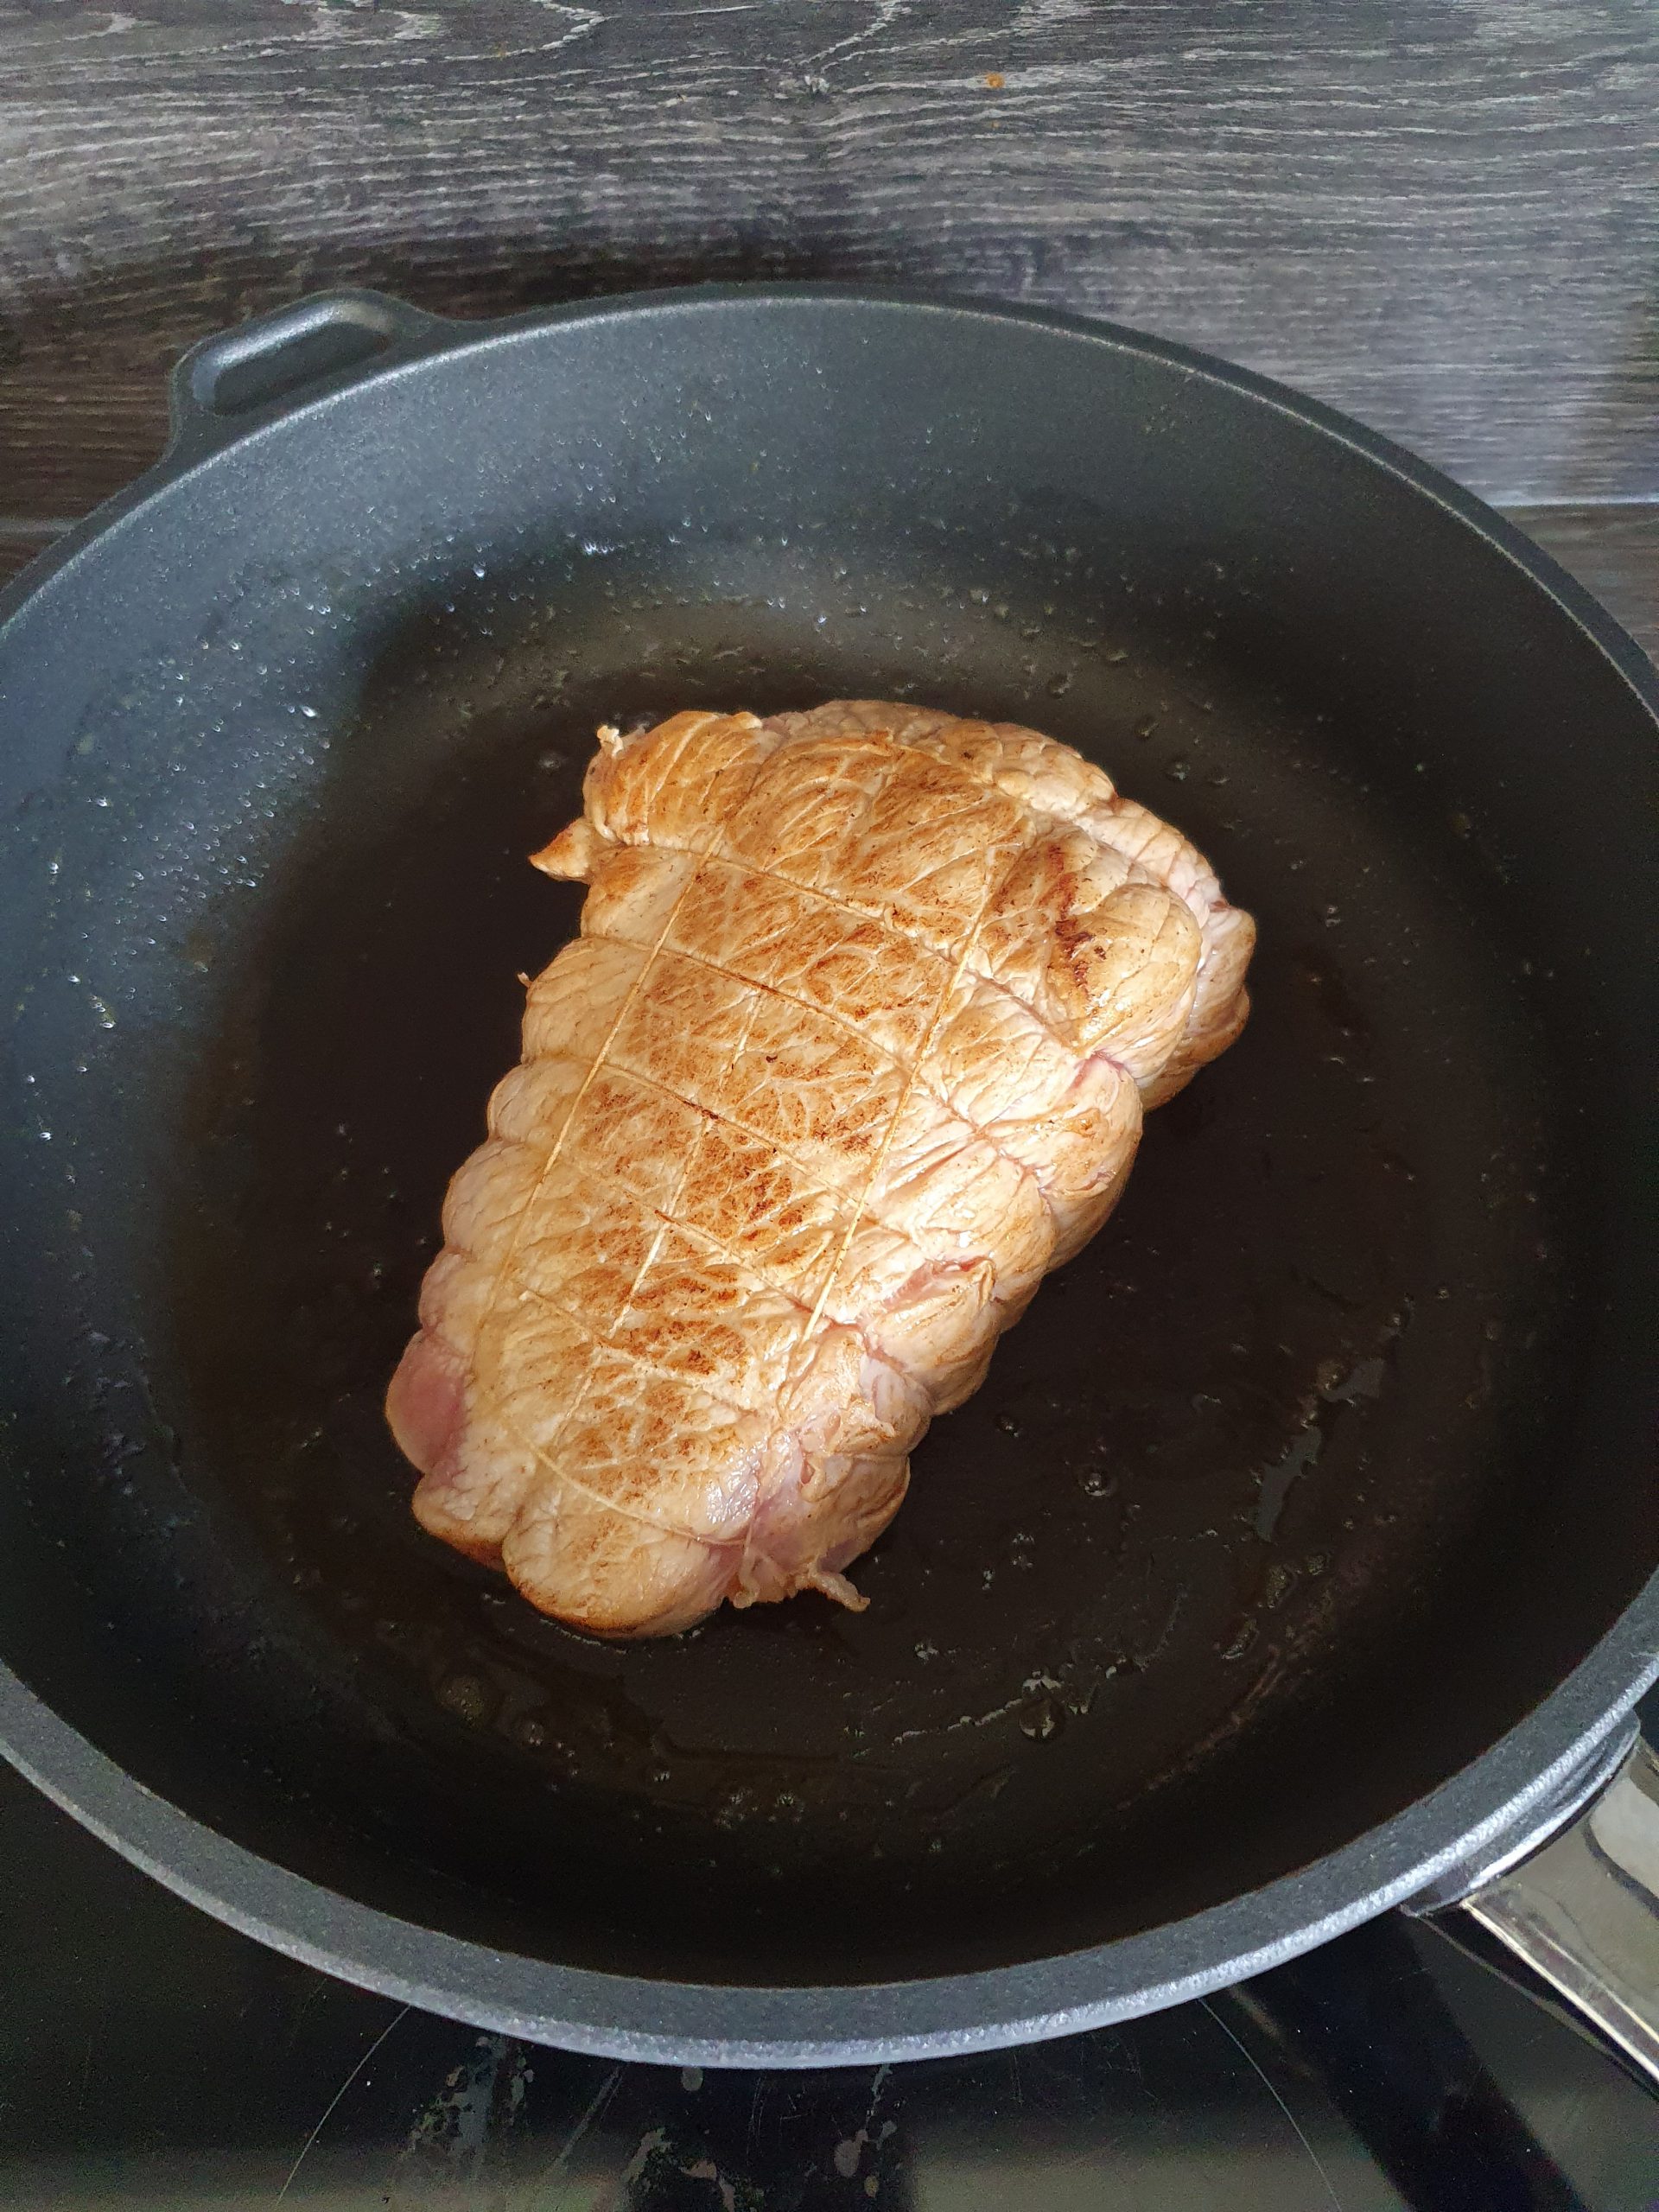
1,1638 -> 1651,2065
1,279 -> 1656,2063
6,279 -> 1658,721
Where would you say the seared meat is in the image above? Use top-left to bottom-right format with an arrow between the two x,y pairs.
387,702 -> 1254,1635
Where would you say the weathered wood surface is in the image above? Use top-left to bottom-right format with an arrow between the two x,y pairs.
1,2 -> 1654,656
2,0 -> 1657,529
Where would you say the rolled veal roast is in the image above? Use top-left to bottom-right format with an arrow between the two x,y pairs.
387,702 -> 1255,1636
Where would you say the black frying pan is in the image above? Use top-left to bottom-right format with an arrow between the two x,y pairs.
0,287 -> 1655,2069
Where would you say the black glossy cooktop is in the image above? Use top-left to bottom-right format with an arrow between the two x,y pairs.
5,1711 -> 1659,2212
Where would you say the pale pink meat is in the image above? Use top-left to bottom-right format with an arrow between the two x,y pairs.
387,702 -> 1254,1636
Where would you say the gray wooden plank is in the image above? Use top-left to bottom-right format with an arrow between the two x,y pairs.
1,0 -> 1656,518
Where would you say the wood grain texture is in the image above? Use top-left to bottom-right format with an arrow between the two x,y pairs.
1,0 -> 1657,521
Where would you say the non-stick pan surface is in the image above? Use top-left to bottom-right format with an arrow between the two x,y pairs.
0,289 -> 1655,2061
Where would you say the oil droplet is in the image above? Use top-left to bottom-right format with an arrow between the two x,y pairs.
1164,756 -> 1190,781
1262,1561 -> 1298,1610
1254,1426 -> 1323,1540
436,1673 -> 493,1724
1019,1698 -> 1064,1742
1134,715 -> 1158,740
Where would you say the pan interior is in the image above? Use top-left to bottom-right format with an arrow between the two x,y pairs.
0,303 -> 1652,1987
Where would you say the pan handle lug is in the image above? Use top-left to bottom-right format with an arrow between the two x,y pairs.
166,289 -> 453,461
1435,1732 -> 1659,2086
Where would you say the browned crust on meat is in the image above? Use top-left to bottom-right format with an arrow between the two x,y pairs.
389,702 -> 1255,1635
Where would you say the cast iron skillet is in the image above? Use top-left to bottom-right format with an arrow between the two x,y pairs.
0,287 -> 1655,2069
